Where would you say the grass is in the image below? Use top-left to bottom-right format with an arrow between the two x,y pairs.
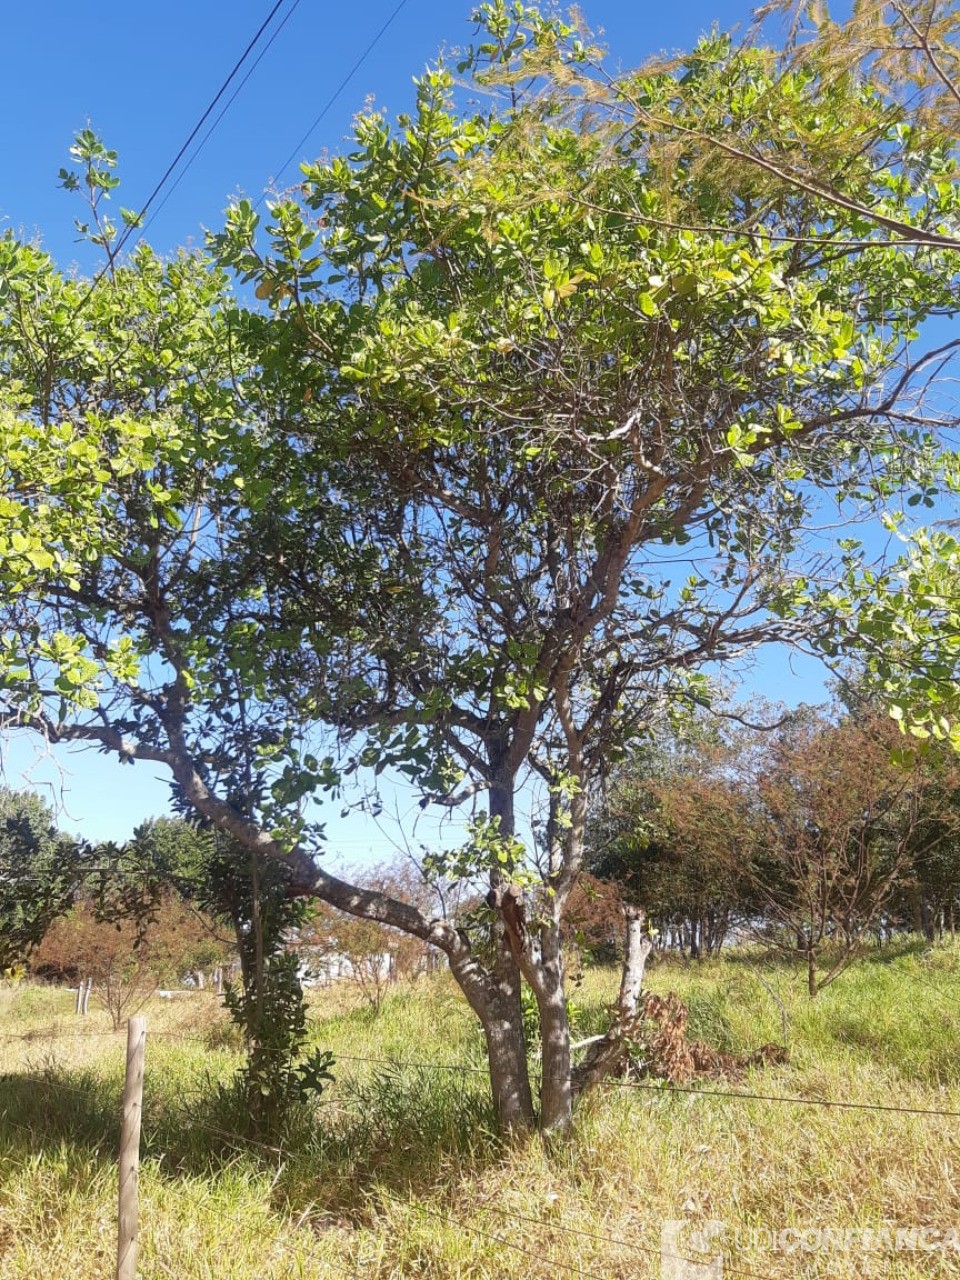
0,942 -> 959,1277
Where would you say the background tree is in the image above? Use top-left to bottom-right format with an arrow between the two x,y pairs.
0,787 -> 82,973
588,728 -> 760,958
561,872 -> 625,966
752,710 -> 960,993
94,816 -> 332,1133
32,893 -> 213,1028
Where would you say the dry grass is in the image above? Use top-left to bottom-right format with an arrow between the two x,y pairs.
0,942 -> 959,1277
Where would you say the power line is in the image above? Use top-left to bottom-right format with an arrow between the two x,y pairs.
410,1201 -> 616,1280
332,1051 -> 486,1073
468,1200 -> 783,1280
142,0 -> 306,239
75,0 -> 294,313
10,1028 -> 958,1121
410,1197 -> 785,1280
260,0 -> 412,205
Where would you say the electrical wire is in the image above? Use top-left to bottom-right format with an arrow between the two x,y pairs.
141,0 -> 306,238
466,1200 -> 783,1280
260,0 -> 412,204
74,0 -> 294,313
289,1049 -> 960,1119
607,1076 -> 960,1118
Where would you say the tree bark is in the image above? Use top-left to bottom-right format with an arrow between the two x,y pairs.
572,905 -> 653,1097
481,990 -> 536,1132
484,771 -> 537,1131
921,896 -> 936,943
910,891 -> 924,937
530,919 -> 571,1135
618,905 -> 654,1017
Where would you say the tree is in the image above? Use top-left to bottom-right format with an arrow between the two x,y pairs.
33,893 -> 213,1027
191,834 -> 335,1134
94,816 -> 331,1132
588,729 -> 761,957
1,8 -> 959,1133
752,710 -> 960,993
0,788 -> 82,972
531,0 -> 960,254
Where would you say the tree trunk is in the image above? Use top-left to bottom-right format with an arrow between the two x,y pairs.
910,891 -> 924,937
447,946 -> 535,1132
532,920 -> 571,1135
160,734 -> 539,1132
690,917 -> 701,960
572,906 -> 653,1096
921,896 -> 936,943
483,993 -> 536,1131
619,905 -> 653,1016
481,770 -> 538,1131
806,943 -> 818,998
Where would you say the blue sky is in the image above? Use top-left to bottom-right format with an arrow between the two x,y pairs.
0,1 -> 857,845
2,1 -> 765,272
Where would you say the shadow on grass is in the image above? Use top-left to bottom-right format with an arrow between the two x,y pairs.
0,1055 -> 506,1218
0,1066 -> 120,1162
270,1059 -> 505,1216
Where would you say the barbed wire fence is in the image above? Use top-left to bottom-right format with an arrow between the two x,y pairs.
0,1015 -> 958,1279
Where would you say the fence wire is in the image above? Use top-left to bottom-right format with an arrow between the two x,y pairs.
0,1015 -> 957,1280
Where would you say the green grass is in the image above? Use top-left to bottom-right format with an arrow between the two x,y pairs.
0,945 -> 958,1277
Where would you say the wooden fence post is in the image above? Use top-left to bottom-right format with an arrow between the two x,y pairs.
116,1016 -> 146,1280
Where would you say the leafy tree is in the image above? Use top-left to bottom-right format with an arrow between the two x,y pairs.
0,788 -> 82,972
830,528 -> 960,743
532,0 -> 960,253
32,893 -> 214,1028
97,817 -> 332,1133
193,835 -> 334,1135
214,10 -> 957,1126
588,729 -> 761,957
751,710 -> 960,994
1,9 -> 959,1133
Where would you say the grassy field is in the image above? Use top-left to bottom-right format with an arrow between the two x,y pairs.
1,941 -> 959,1278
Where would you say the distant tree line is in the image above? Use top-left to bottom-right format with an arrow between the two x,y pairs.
587,704 -> 960,994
